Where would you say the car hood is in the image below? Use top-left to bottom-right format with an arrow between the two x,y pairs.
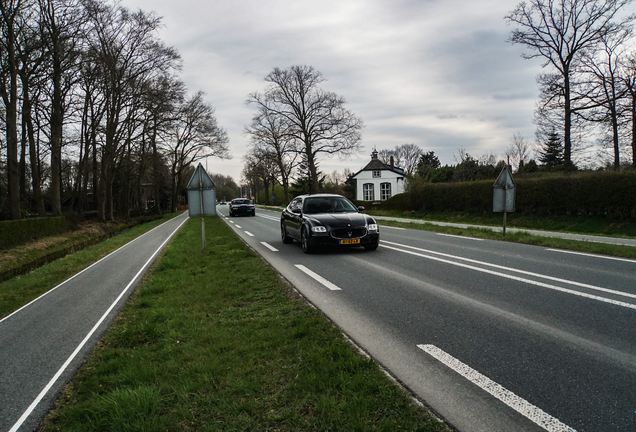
306,212 -> 369,227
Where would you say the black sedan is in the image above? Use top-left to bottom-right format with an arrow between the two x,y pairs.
280,194 -> 379,253
229,198 -> 255,216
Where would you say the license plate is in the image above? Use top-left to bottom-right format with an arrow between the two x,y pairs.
340,239 -> 360,245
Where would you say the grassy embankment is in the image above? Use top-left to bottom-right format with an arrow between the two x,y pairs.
22,216 -> 450,431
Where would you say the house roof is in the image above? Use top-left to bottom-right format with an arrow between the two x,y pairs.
350,157 -> 404,179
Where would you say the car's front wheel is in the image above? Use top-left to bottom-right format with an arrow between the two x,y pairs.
364,242 -> 379,251
281,222 -> 293,244
301,227 -> 313,254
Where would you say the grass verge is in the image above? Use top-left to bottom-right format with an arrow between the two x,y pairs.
0,213 -> 181,320
366,210 -> 636,239
38,216 -> 449,432
377,219 -> 636,260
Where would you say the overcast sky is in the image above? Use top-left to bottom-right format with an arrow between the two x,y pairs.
114,0 -> 605,182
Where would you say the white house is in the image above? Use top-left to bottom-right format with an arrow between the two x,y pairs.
350,150 -> 406,201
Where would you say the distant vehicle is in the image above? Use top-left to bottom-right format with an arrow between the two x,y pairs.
280,194 -> 379,254
229,198 -> 255,217
219,200 -> 226,205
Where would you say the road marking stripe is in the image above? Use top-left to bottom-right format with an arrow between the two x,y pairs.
244,231 -> 254,237
546,248 -> 636,263
258,214 -> 280,222
8,215 -> 189,432
418,345 -> 576,432
380,244 -> 636,310
381,240 -> 636,301
261,242 -> 279,252
380,225 -> 406,230
295,265 -> 342,291
235,225 -> 242,228
437,233 -> 484,241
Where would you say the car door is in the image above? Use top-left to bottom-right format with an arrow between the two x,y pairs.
287,198 -> 303,239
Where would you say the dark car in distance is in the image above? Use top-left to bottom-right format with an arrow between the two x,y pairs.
280,194 -> 379,253
229,198 -> 255,217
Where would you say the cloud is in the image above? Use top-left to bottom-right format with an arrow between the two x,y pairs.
118,0 -> 550,180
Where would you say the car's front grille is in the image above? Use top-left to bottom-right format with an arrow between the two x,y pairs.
330,228 -> 367,239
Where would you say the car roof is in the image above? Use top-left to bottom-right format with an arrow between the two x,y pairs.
297,194 -> 345,199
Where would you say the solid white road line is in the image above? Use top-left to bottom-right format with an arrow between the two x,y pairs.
418,345 -> 577,432
244,231 -> 255,237
295,265 -> 342,291
261,242 -> 279,252
381,240 -> 636,302
436,233 -> 484,241
380,243 -> 636,310
8,215 -> 189,432
380,225 -> 406,230
546,248 -> 636,263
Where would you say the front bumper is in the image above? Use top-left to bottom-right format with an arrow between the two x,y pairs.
309,231 -> 379,247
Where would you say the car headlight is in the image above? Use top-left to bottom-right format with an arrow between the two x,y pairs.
311,226 -> 327,233
368,224 -> 378,231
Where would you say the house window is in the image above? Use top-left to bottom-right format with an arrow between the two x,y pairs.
372,170 -> 381,178
363,183 -> 374,201
380,183 -> 391,200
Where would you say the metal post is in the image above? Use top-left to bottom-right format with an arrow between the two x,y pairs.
200,173 -> 206,250
502,165 -> 507,237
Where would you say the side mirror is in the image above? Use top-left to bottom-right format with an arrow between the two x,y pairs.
357,206 -> 365,212
292,208 -> 302,214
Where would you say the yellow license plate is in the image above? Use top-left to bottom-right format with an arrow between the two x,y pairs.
340,239 -> 360,245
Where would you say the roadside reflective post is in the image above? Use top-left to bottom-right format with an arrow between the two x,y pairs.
186,164 -> 216,250
493,164 -> 516,236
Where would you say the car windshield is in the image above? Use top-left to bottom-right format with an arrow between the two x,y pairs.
303,197 -> 357,214
233,199 -> 251,205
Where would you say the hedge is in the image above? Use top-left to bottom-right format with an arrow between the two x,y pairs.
0,216 -> 67,249
369,171 -> 636,218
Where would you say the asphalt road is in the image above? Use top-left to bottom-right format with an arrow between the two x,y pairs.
0,212 -> 189,432
219,205 -> 636,432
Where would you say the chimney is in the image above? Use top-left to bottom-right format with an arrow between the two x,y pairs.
390,156 -> 394,170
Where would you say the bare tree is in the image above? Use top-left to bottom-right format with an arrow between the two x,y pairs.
84,1 -> 181,220
377,143 -> 422,175
621,52 -> 636,166
506,0 -> 635,167
0,0 -> 30,219
505,132 -> 531,171
165,91 -> 229,212
248,65 -> 363,194
245,104 -> 298,204
580,28 -> 632,169
38,0 -> 84,215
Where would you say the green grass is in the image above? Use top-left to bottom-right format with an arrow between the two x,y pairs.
38,216 -> 449,432
366,209 -> 636,239
0,213 -> 181,320
376,219 -> 636,259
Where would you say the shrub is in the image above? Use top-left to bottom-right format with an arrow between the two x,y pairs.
0,217 -> 67,249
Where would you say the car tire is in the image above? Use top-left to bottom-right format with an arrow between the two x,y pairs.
252,212 -> 256,216
364,242 -> 379,251
281,223 -> 293,244
301,227 -> 313,254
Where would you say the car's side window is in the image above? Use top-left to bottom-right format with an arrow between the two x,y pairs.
290,198 -> 301,212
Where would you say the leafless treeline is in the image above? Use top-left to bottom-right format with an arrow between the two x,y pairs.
506,0 -> 636,169
0,0 -> 229,221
